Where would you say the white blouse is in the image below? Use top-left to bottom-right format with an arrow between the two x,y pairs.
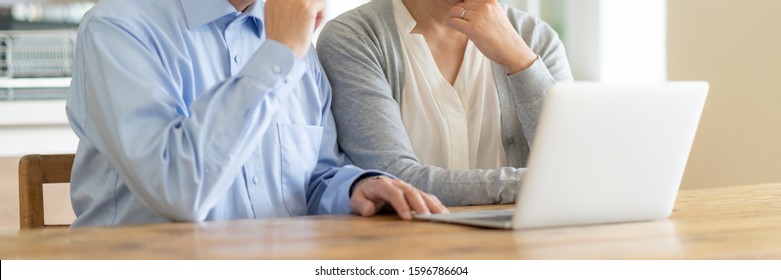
393,0 -> 507,170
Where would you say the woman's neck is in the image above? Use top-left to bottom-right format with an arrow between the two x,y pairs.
402,0 -> 459,36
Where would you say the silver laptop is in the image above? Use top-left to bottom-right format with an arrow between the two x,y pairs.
414,82 -> 709,229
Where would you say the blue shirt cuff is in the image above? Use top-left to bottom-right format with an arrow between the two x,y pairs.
350,171 -> 389,196
240,39 -> 307,91
320,166 -> 396,214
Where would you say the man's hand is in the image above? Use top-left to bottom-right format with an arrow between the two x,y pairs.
446,0 -> 538,74
350,176 -> 449,220
265,0 -> 325,58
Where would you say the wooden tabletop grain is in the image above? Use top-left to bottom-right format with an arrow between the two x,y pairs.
0,183 -> 779,260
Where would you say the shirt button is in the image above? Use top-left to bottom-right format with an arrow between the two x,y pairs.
252,176 -> 259,184
233,56 -> 239,63
272,65 -> 282,74
284,77 -> 290,84
508,138 -> 515,145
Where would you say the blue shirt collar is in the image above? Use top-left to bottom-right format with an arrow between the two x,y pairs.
180,0 -> 264,32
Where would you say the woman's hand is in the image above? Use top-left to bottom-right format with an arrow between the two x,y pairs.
446,0 -> 538,75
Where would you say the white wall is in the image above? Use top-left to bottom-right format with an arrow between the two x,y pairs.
668,0 -> 781,188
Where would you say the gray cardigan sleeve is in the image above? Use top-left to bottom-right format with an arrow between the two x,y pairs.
316,4 -> 571,206
503,8 -> 574,142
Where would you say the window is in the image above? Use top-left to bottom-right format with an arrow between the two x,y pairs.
539,0 -> 667,82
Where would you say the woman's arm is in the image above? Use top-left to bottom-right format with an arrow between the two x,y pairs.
503,7 -> 574,143
317,19 -> 521,206
449,0 -> 574,143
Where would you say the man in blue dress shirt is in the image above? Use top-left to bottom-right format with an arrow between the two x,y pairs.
66,0 -> 447,227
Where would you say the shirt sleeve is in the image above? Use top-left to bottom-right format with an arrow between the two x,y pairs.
71,16 -> 306,222
302,49 -> 395,215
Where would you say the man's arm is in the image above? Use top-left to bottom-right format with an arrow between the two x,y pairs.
71,15 -> 306,222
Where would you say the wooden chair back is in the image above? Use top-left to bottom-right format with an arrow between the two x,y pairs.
18,154 -> 75,229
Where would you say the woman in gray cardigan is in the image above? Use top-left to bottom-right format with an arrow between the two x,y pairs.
316,0 -> 573,206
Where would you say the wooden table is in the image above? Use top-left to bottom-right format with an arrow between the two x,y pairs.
0,184 -> 779,259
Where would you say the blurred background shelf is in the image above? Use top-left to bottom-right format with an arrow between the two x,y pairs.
0,1 -> 86,158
